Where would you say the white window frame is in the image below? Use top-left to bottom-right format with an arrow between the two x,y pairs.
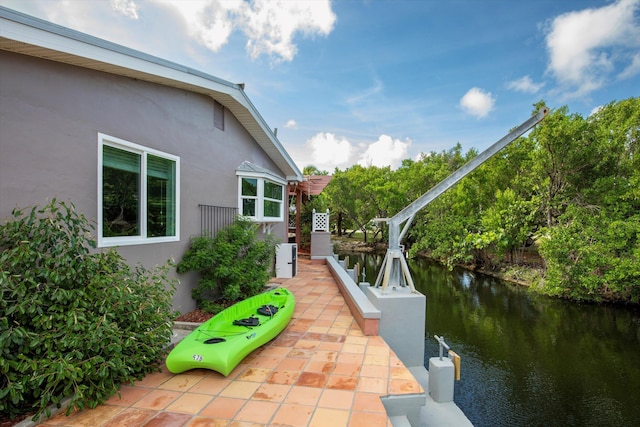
236,173 -> 286,223
98,133 -> 180,247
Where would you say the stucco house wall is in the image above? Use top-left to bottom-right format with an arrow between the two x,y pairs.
0,7 -> 302,313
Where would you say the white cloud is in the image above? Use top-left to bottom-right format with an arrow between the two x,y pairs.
357,135 -> 410,169
459,87 -> 495,118
619,53 -> 640,79
284,119 -> 297,129
111,0 -> 139,19
544,0 -> 640,98
293,132 -> 411,172
8,0 -> 335,63
589,105 -> 604,116
506,75 -> 545,94
239,0 -> 336,63
304,132 -> 355,172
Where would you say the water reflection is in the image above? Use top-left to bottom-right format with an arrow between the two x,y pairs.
338,251 -> 640,427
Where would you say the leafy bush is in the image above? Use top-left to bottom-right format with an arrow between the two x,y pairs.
0,200 -> 176,421
176,217 -> 278,313
538,205 -> 640,303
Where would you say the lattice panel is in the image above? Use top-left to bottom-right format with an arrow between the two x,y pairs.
312,210 -> 330,232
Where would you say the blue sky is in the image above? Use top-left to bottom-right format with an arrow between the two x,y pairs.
3,0 -> 639,172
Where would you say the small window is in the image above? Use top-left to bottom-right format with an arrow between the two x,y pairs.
238,176 -> 284,222
99,133 -> 180,247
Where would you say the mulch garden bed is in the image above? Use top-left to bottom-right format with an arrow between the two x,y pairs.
174,309 -> 214,323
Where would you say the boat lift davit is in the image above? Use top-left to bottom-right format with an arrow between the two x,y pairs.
374,108 -> 548,293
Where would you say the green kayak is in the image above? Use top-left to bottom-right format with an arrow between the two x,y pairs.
166,287 -> 295,376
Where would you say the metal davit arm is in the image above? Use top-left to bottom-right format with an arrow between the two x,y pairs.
375,107 -> 548,293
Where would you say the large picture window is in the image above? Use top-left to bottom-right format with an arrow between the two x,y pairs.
98,133 -> 179,247
238,176 -> 284,222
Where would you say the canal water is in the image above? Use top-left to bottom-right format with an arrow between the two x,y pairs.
337,251 -> 640,427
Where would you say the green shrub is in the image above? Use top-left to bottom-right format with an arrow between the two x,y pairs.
0,200 -> 176,422
176,217 -> 278,313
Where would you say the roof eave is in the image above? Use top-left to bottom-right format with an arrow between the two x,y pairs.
0,6 -> 303,182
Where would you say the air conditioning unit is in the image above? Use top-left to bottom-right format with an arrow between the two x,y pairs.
275,243 -> 297,278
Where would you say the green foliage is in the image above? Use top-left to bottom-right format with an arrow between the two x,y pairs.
176,217 -> 278,312
538,206 -> 640,303
0,199 -> 176,421
325,97 -> 640,303
299,195 -> 328,250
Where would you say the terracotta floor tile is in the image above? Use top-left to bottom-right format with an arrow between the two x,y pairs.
349,411 -> 389,427
236,367 -> 273,382
294,372 -> 327,388
363,354 -> 389,367
252,383 -> 291,402
234,400 -> 279,424
388,379 -> 422,394
294,339 -> 319,350
186,416 -> 229,427
389,354 -> 404,368
105,385 -> 152,406
360,364 -> 388,378
318,341 -> 343,351
356,377 -> 387,394
308,407 -> 349,427
307,325 -> 330,334
305,360 -> 334,374
353,392 -> 386,413
51,405 -> 122,427
287,348 -> 314,358
283,386 -> 322,406
276,357 -> 307,371
344,336 -> 368,346
302,332 -> 325,341
133,389 -> 182,410
142,411 -> 192,427
312,319 -> 332,327
323,334 -> 346,343
219,380 -> 261,399
326,374 -> 358,391
390,366 -> 415,380
166,392 -> 212,414
199,397 -> 246,419
366,344 -> 391,356
248,356 -> 281,369
336,353 -> 364,364
341,343 -> 366,354
259,346 -> 291,357
272,335 -> 302,347
310,350 -> 337,362
134,371 -> 173,388
187,376 -> 231,395
270,403 -> 314,426
318,389 -> 354,410
332,362 -> 361,377
158,374 -> 204,392
101,408 -> 155,426
368,336 -> 387,346
267,370 -> 300,385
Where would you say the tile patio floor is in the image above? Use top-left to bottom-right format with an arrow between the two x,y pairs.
36,259 -> 423,427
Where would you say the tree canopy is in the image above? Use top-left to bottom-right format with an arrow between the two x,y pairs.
323,98 -> 639,303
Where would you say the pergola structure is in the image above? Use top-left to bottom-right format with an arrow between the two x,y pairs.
288,175 -> 333,248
